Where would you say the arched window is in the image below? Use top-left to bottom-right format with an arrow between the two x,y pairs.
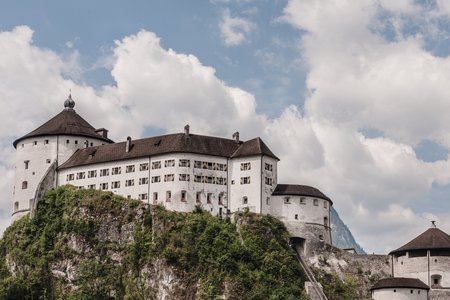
22,181 -> 28,189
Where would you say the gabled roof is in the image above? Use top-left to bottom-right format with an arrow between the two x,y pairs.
13,109 -> 113,147
231,137 -> 279,160
272,184 -> 332,204
389,227 -> 450,255
371,277 -> 429,290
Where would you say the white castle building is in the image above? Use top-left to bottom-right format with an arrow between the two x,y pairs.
371,223 -> 450,300
12,95 -> 333,245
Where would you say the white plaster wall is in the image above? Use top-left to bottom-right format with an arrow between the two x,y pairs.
372,288 -> 428,300
260,156 -> 277,215
59,157 -> 151,201
228,156 -> 262,213
270,195 -> 330,226
393,254 -> 450,288
56,135 -> 107,169
13,136 -> 58,219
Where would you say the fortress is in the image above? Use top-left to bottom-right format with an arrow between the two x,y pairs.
11,95 -> 332,248
11,95 -> 450,299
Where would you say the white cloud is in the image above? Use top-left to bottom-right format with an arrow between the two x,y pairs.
2,5 -> 450,254
219,9 -> 255,46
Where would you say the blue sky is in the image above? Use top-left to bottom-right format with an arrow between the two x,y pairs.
2,0 -> 450,253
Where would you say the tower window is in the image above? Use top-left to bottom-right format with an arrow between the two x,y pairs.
284,197 -> 291,204
181,190 -> 187,202
66,140 -> 70,144
196,192 -> 201,203
295,214 -> 298,220
313,199 -> 319,206
22,181 -> 28,189
242,196 -> 248,205
166,191 -> 171,202
34,141 -> 37,146
14,201 -> 19,212
75,140 -> 78,145
324,201 -> 327,208
24,160 -> 29,169
46,159 -> 51,164
45,140 -> 49,144
300,197 -> 306,204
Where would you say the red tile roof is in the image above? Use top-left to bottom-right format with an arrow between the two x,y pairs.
371,277 -> 429,290
389,227 -> 450,255
13,109 -> 113,147
272,184 -> 332,204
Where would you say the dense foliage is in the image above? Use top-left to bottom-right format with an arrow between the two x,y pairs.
0,186 -> 307,299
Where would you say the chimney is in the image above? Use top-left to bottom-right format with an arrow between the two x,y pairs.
95,128 -> 109,138
184,124 -> 190,137
232,131 -> 240,144
126,136 -> 132,153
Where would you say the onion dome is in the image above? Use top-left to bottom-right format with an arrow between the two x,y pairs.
64,94 -> 75,110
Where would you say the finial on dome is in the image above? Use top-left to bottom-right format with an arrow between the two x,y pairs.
64,92 -> 75,110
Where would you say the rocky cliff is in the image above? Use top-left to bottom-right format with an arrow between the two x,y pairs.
0,186 -> 308,299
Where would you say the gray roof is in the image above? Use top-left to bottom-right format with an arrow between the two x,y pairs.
13,109 -> 113,148
389,227 -> 450,255
371,277 -> 429,290
59,133 -> 277,169
272,184 -> 332,204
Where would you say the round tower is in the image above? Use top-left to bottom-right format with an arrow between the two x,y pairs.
390,223 -> 450,289
270,184 -> 332,253
12,95 -> 113,220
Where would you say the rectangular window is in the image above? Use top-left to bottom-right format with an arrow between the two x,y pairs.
164,159 -> 175,167
24,160 -> 29,169
164,174 -> 174,182
151,176 -> 161,183
166,191 -> 171,202
179,159 -> 190,167
179,174 -> 190,181
100,182 -> 108,190
111,181 -> 120,189
207,193 -> 212,204
284,197 -> 291,204
112,167 -> 121,175
139,193 -> 148,200
45,139 -> 49,144
151,161 -> 161,169
295,214 -> 298,220
266,197 -> 270,205
88,184 -> 96,189
125,179 -> 134,187
100,168 -> 109,176
216,177 -> 226,185
181,190 -> 187,202
240,177 -> 251,184
140,163 -> 150,171
194,175 -> 202,183
34,141 -> 37,146
204,176 -> 214,184
265,163 -> 273,172
240,162 -> 251,171
314,199 -> 319,206
219,193 -> 224,205
76,172 -> 86,180
202,162 -> 214,170
264,177 -> 272,185
216,163 -> 227,171
153,192 -> 158,202
194,160 -> 202,168
126,165 -> 135,173
324,201 -> 327,208
139,177 -> 149,185
196,192 -> 201,203
67,174 -> 74,181
300,197 -> 306,205
88,170 -> 97,178
243,196 -> 248,205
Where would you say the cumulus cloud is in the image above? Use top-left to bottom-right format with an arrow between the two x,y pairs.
2,0 -> 450,254
219,9 -> 255,46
